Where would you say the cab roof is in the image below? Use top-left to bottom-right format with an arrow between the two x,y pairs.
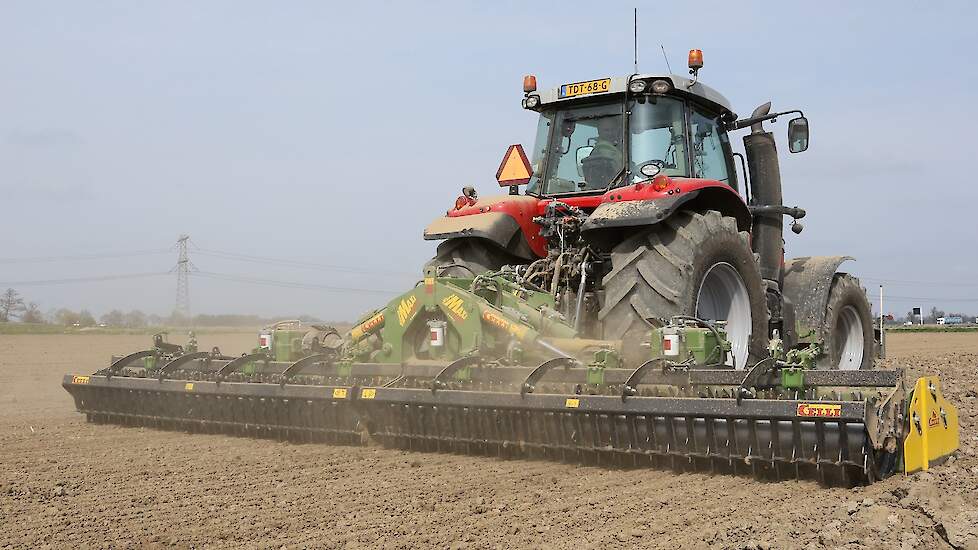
535,73 -> 736,119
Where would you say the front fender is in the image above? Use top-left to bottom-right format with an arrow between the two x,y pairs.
782,256 -> 854,339
423,212 -> 521,251
424,194 -> 544,259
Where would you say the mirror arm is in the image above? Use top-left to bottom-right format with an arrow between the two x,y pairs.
726,110 -> 805,132
747,205 -> 806,220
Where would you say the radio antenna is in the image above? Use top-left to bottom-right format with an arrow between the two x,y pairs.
660,44 -> 673,74
633,8 -> 638,73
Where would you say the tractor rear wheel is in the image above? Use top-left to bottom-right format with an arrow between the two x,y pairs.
821,274 -> 875,370
599,210 -> 769,369
426,238 -> 519,277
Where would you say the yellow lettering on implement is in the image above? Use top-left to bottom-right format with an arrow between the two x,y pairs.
360,388 -> 377,399
565,398 -> 580,409
481,309 -> 529,340
350,311 -> 385,341
441,294 -> 468,320
796,403 -> 841,418
332,388 -> 348,399
71,375 -> 90,385
185,383 -> 194,392
397,295 -> 418,327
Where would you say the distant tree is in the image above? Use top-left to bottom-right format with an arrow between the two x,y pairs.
0,288 -> 25,321
100,310 -> 126,327
21,302 -> 44,324
168,311 -> 190,327
78,310 -> 96,327
124,310 -> 147,328
55,309 -> 80,326
926,307 -> 946,324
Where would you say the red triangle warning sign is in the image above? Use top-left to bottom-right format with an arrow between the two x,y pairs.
495,144 -> 533,187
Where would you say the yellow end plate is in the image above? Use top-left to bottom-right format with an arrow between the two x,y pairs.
565,398 -> 580,409
361,388 -> 376,399
185,383 -> 194,392
559,78 -> 611,98
332,388 -> 348,399
904,376 -> 960,473
71,375 -> 90,385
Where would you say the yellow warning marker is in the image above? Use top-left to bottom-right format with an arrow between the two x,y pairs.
496,144 -> 533,187
904,376 -> 959,473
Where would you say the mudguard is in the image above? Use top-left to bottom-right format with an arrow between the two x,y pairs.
424,195 -> 542,259
581,193 -> 695,231
581,183 -> 752,233
782,256 -> 854,340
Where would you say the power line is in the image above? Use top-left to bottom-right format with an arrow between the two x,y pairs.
194,248 -> 417,277
861,276 -> 978,288
0,249 -> 171,264
868,295 -> 978,303
192,271 -> 403,295
0,272 -> 170,287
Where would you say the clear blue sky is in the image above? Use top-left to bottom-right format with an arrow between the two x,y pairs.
2,1 -> 977,320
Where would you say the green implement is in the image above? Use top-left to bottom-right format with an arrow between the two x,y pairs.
62,270 -> 959,486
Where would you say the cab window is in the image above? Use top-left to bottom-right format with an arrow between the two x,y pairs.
543,103 -> 624,195
629,97 -> 688,182
525,111 -> 553,195
689,107 -> 730,183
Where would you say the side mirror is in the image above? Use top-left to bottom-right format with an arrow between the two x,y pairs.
575,146 -> 594,177
787,116 -> 809,153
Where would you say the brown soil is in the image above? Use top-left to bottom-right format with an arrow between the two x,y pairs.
1,332 -> 976,549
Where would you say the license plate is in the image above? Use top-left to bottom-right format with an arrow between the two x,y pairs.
559,78 -> 611,98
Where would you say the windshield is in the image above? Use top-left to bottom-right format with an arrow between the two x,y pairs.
629,97 -> 688,182
540,103 -> 624,195
530,96 -> 693,196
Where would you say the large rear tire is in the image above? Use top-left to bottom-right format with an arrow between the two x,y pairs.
426,238 -> 519,277
821,274 -> 874,370
599,210 -> 769,369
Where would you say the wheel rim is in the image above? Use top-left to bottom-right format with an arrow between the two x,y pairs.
834,305 -> 864,370
695,262 -> 751,369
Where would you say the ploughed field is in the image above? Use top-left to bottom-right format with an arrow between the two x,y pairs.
1,332 -> 976,549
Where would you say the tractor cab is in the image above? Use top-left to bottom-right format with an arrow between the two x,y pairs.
521,68 -> 739,198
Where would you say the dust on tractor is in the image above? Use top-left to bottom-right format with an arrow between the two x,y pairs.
64,50 -> 959,485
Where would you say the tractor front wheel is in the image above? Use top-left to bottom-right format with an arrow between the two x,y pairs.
821,274 -> 875,370
426,238 -> 519,277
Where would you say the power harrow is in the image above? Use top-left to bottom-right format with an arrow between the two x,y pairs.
63,269 -> 959,486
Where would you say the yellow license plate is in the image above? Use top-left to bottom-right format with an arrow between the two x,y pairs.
559,78 -> 611,98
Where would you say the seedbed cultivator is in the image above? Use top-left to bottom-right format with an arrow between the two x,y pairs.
64,271 -> 958,486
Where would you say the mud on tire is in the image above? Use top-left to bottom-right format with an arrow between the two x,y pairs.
821,274 -> 875,370
426,238 -> 520,277
599,210 -> 769,369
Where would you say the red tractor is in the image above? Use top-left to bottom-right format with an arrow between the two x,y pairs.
425,51 -> 875,370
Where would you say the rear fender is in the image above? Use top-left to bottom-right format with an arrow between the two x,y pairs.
782,256 -> 854,341
582,180 -> 751,233
424,195 -> 543,259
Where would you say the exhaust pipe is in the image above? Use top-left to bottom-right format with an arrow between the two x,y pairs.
743,102 -> 783,283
